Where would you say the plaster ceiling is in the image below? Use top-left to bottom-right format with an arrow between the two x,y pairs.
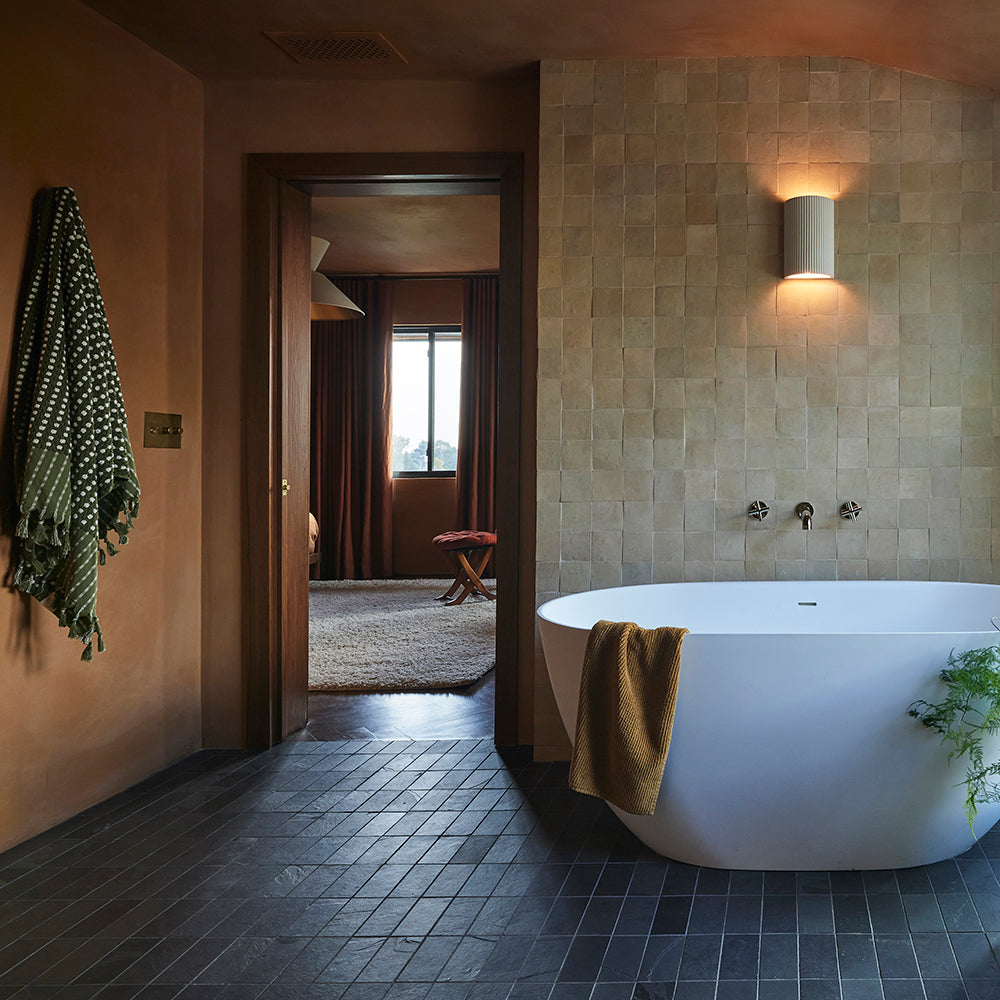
80,0 -> 998,276
79,0 -> 1000,92
312,194 -> 500,275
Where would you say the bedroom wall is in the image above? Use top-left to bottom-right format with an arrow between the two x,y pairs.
202,79 -> 539,746
0,0 -> 203,849
534,57 -> 1000,757
392,478 -> 459,576
393,279 -> 464,325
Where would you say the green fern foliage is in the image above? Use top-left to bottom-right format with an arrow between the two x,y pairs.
909,644 -> 1000,832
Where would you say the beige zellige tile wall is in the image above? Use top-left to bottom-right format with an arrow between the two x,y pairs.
533,56 -> 1000,756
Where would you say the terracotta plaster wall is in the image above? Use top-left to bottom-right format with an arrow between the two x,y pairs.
202,79 -> 538,746
0,1 -> 204,848
392,279 -> 464,325
391,478 -> 459,577
534,57 -> 1000,757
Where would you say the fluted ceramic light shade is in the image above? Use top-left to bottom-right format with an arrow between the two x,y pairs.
783,195 -> 834,279
310,236 -> 365,320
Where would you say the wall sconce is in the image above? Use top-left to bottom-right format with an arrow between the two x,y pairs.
783,195 -> 834,279
311,236 -> 365,320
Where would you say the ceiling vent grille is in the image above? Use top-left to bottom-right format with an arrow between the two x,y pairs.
265,31 -> 407,65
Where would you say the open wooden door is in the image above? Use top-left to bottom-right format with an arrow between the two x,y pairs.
245,169 -> 311,746
277,184 -> 311,737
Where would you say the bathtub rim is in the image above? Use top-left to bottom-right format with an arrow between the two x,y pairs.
537,579 -> 1000,637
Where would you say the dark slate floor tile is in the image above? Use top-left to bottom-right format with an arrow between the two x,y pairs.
903,892 -> 946,932
958,861 -> 1000,892
694,870 -> 730,895
836,935 -> 879,980
596,864 -> 637,897
799,980 -> 840,1000
723,896 -> 761,934
797,894 -> 833,934
553,934 -> 604,983
928,862 -> 966,894
799,933 -> 837,980
971,891 -> 1000,931
833,896 -> 871,934
631,982 -> 674,1000
829,872 -> 864,895
579,897 -> 624,936
274,936 -> 349,984
940,894 -> 985,933
316,938 -> 384,983
650,897 -> 691,935
839,981 -> 884,1000
615,897 -> 656,937
355,937 -> 422,983
759,934 -> 797,981
911,931 -> 962,981
718,934 -> 758,981
714,983 -> 756,1000
676,935 -> 721,981
7,738 -> 1000,1000
761,895 -> 797,934
922,983 -> 970,1000
638,935 -> 684,983
398,935 -> 463,983
873,933 -> 920,979
477,936 -> 535,982
685,896 -> 726,935
867,893 -> 908,934
950,932 -> 1000,979
671,982 -> 715,1000
757,982 -> 798,1000
549,985 -> 593,1000
597,935 -> 646,982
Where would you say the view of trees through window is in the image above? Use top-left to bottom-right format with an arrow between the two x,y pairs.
391,325 -> 461,475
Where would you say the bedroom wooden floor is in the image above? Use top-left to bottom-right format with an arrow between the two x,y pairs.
287,667 -> 495,742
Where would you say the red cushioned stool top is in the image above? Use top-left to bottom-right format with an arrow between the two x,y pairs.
432,530 -> 497,551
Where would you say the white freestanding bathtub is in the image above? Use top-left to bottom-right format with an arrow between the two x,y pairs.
537,580 -> 1000,871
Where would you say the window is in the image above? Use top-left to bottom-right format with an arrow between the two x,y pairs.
391,324 -> 462,476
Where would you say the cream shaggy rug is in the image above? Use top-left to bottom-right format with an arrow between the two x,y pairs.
309,578 -> 496,692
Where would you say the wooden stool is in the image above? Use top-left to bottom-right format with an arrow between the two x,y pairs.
431,530 -> 497,606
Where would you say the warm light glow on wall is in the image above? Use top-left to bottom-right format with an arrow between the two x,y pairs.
783,195 -> 835,279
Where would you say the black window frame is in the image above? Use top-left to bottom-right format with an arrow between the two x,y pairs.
391,323 -> 462,478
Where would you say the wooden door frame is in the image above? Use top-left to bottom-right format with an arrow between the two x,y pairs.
244,151 -> 524,749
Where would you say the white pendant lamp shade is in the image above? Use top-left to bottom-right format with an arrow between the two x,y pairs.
310,236 -> 365,320
783,195 -> 834,279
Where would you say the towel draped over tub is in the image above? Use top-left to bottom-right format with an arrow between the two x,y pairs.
568,619 -> 688,815
9,187 -> 140,660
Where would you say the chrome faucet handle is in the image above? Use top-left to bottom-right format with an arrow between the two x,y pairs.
840,501 -> 863,521
747,500 -> 770,521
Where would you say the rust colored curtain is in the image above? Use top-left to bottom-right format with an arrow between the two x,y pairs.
310,278 -> 393,579
455,275 -> 498,532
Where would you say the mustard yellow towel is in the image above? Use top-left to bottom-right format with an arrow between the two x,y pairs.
568,619 -> 688,815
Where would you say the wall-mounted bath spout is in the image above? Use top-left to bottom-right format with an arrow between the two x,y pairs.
795,502 -> 814,530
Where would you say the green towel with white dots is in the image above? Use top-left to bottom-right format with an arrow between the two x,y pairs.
10,187 -> 140,660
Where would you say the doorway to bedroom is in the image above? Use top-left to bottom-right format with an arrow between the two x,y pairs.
244,152 -> 524,752
293,178 -> 501,741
